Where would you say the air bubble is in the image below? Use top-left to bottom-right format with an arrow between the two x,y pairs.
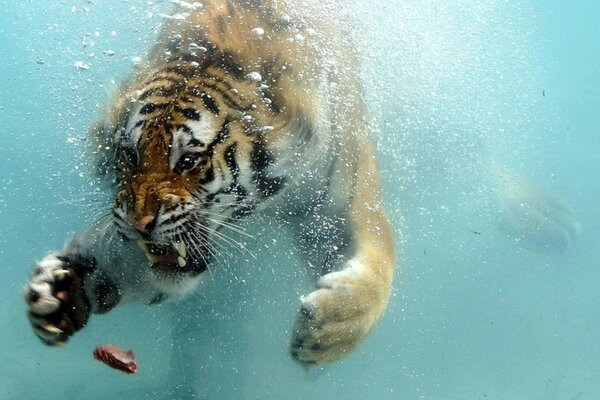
246,72 -> 262,81
251,27 -> 265,37
73,61 -> 90,71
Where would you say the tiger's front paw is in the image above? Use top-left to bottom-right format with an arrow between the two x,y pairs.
290,265 -> 389,364
24,254 -> 90,345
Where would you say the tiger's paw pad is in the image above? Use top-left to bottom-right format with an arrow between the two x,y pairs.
290,269 -> 382,364
24,254 -> 89,345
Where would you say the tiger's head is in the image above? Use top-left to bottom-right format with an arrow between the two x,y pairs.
99,65 -> 289,293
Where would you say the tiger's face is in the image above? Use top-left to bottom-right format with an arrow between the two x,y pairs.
110,84 -> 268,283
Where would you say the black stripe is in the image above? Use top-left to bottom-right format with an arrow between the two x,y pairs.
163,65 -> 194,76
138,87 -> 179,102
251,141 -> 286,198
216,121 -> 231,143
191,84 -> 249,112
205,190 -> 220,203
200,93 -> 220,115
125,120 -> 145,140
137,74 -> 180,93
199,166 -> 215,185
218,51 -> 245,80
224,143 -> 239,180
174,124 -> 193,135
117,231 -> 130,241
260,86 -> 282,114
204,119 -> 231,155
162,211 -> 190,227
251,140 -> 274,171
202,85 -> 246,111
175,44 -> 218,70
112,210 -> 130,230
196,76 -> 237,94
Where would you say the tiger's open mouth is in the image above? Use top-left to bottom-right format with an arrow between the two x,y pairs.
137,240 -> 207,275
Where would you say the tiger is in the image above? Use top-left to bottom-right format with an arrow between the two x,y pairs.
24,0 -> 396,365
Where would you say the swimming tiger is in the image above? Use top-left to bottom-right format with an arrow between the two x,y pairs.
24,0 -> 396,364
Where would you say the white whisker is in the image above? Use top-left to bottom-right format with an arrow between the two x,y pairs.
196,211 -> 253,238
178,233 -> 216,282
190,223 -> 233,257
187,229 -> 225,263
192,220 -> 256,260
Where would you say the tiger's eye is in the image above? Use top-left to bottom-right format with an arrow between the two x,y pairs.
140,103 -> 157,115
181,108 -> 202,120
174,153 -> 201,174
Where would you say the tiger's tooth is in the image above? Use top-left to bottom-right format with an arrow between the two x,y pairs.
43,324 -> 63,334
175,242 -> 186,258
52,269 -> 71,279
177,256 -> 187,268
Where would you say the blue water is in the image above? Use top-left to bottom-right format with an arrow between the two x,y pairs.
1,1 -> 599,399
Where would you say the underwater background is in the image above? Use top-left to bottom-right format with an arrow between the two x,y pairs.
1,0 -> 599,399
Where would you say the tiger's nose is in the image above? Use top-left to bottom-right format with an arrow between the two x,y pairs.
133,214 -> 157,235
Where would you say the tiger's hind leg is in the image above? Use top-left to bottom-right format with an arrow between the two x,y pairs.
290,141 -> 397,364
